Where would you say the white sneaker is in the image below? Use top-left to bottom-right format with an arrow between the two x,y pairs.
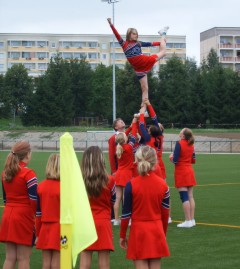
191,219 -> 196,226
158,26 -> 169,36
177,220 -> 193,228
113,219 -> 121,226
168,217 -> 172,224
134,111 -> 149,118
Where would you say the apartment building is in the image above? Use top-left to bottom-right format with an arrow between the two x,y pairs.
200,27 -> 240,72
0,33 -> 186,77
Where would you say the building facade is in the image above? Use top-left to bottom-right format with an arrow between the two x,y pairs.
0,33 -> 186,77
200,27 -> 240,72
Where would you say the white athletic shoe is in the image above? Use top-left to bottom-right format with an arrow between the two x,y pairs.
158,26 -> 169,36
168,217 -> 172,224
191,219 -> 196,226
113,219 -> 121,226
134,111 -> 149,118
177,220 -> 193,228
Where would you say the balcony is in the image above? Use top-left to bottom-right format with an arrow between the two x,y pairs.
25,57 -> 32,60
235,57 -> 240,62
219,57 -> 234,62
219,44 -> 233,49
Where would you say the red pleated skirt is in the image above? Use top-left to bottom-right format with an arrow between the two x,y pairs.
114,168 -> 133,187
86,219 -> 114,251
127,220 -> 170,260
36,222 -> 60,251
0,205 -> 35,246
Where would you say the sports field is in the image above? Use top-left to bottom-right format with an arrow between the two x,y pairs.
0,152 -> 239,269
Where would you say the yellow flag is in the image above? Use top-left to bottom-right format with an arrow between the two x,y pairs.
60,132 -> 97,268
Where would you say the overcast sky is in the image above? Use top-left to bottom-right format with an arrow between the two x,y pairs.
0,0 -> 239,65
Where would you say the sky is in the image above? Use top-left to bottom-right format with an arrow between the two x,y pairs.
0,0 -> 239,65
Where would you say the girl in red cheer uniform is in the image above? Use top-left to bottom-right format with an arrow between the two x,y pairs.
113,117 -> 137,225
169,128 -> 197,228
36,154 -> 60,269
80,146 -> 116,269
0,141 -> 38,269
120,146 -> 170,269
107,18 -> 168,104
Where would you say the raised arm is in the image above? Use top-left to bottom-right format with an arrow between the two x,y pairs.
140,41 -> 160,47
107,18 -> 124,45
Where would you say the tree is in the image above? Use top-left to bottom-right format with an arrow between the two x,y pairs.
22,56 -> 74,126
89,64 -> 112,121
4,64 -> 33,121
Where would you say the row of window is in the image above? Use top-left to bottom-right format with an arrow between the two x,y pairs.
0,40 -> 186,50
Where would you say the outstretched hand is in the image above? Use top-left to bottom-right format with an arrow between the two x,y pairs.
120,238 -> 128,250
107,18 -> 112,24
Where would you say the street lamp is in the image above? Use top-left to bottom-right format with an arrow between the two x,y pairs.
102,0 -> 119,121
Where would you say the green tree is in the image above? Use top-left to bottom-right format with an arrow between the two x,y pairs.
89,64 -> 112,121
4,64 -> 33,120
22,56 -> 74,126
69,59 -> 93,118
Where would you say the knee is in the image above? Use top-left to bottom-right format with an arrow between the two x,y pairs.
179,191 -> 189,203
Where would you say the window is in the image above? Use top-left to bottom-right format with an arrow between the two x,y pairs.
36,52 -> 48,59
0,64 -> 4,70
9,40 -> 22,47
90,63 -> 98,70
22,41 -> 35,47
0,42 -> 4,48
38,63 -> 48,70
102,43 -> 107,50
110,42 -> 121,48
9,52 -> 20,59
88,42 -> 98,48
51,42 -> 56,48
62,52 -> 73,59
22,52 -> 31,59
37,41 -> 48,47
88,53 -> 98,59
23,63 -> 36,70
166,43 -> 173,48
73,52 -> 87,59
174,43 -> 185,49
0,53 -> 4,59
102,54 -> 107,60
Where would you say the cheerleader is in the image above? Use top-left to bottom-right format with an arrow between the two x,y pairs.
169,128 -> 197,228
80,146 -> 116,269
0,141 -> 38,269
36,154 -> 60,269
113,117 -> 137,225
107,18 -> 168,104
120,146 -> 170,269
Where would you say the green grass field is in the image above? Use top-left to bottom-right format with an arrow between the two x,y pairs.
0,152 -> 240,269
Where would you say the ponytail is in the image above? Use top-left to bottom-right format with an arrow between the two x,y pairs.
3,141 -> 31,182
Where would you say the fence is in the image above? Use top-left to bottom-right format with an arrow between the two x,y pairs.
1,140 -> 240,153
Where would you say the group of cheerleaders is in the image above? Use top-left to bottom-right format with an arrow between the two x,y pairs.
0,20 -> 197,269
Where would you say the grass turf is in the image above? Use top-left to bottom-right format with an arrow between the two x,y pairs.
0,152 -> 240,268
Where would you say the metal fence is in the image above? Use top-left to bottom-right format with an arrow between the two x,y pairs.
1,140 -> 240,153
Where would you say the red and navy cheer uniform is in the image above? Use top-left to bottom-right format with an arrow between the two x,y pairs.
109,23 -> 161,79
0,161 -> 38,246
139,105 -> 166,178
36,179 -> 60,251
108,126 -> 132,175
86,176 -> 116,251
171,139 -> 196,188
114,122 -> 137,187
120,171 -> 170,260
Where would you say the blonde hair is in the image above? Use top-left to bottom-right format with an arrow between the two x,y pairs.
126,28 -> 138,41
116,132 -> 126,159
45,154 -> 60,180
182,128 -> 195,145
3,141 -> 31,182
81,146 -> 109,197
135,146 -> 157,176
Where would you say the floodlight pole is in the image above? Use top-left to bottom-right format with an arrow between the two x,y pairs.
102,0 -> 119,121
